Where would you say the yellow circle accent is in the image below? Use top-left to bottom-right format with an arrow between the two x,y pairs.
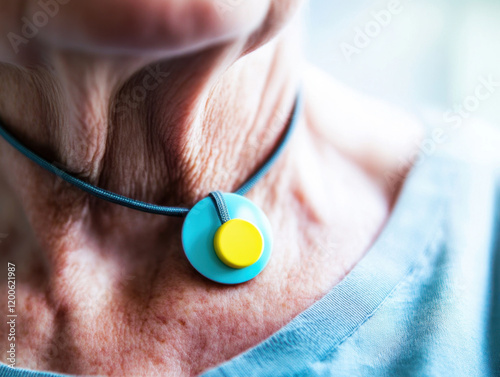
213,219 -> 264,269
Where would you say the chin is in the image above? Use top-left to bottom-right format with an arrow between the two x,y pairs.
2,0 -> 303,66
27,0 -> 276,56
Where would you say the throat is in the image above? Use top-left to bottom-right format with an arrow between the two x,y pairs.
0,34 -> 300,248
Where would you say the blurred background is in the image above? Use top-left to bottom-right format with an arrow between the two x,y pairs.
305,0 -> 500,126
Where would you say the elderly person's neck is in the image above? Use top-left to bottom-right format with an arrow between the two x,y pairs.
0,24 -> 300,248
0,21 -> 420,377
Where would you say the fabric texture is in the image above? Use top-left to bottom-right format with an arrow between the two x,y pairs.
2,119 -> 499,377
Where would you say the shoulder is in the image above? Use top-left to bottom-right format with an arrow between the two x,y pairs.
303,64 -> 500,182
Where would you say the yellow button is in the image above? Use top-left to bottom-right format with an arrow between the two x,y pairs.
213,219 -> 264,269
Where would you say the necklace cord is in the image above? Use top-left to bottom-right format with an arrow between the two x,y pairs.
209,191 -> 231,224
0,90 -> 302,217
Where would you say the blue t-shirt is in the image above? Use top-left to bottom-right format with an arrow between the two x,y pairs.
2,120 -> 500,377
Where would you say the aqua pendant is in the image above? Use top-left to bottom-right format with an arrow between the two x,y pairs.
181,193 -> 272,284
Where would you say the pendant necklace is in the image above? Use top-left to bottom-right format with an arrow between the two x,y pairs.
0,91 -> 302,284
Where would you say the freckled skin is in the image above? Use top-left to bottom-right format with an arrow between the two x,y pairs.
0,1 -> 423,376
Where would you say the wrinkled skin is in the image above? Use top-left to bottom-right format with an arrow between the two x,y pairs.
0,0 -> 422,376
